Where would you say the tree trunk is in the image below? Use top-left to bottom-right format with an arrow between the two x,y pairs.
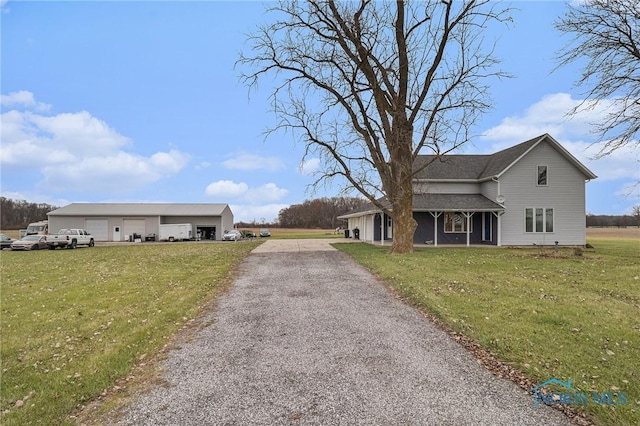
389,187 -> 417,254
388,122 -> 416,254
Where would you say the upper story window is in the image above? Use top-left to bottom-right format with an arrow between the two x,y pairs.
537,165 -> 548,186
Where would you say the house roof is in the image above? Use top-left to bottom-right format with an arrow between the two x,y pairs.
48,203 -> 230,217
413,194 -> 505,211
414,134 -> 597,181
337,194 -> 504,219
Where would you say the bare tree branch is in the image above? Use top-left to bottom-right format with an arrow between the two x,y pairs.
556,0 -> 640,158
238,0 -> 510,253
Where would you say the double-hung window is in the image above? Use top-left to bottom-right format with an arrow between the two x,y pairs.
525,208 -> 554,233
537,165 -> 548,186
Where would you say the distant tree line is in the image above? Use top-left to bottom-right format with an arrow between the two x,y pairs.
587,211 -> 640,228
0,197 -> 58,230
278,197 -> 370,229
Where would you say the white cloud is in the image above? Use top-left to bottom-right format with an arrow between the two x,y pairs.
481,93 -> 616,145
204,180 -> 288,203
481,92 -> 639,183
205,180 -> 249,198
222,152 -> 284,172
230,203 -> 290,224
299,157 -> 320,175
150,150 -> 190,174
246,183 -> 289,202
1,90 -> 50,111
0,94 -> 190,194
195,161 -> 211,170
40,150 -> 190,193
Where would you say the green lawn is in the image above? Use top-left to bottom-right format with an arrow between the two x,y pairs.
241,228 -> 345,239
0,242 -> 260,425
335,239 -> 639,426
2,237 -> 637,425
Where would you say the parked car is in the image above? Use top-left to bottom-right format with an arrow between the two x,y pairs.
222,230 -> 243,241
11,235 -> 48,251
0,233 -> 15,250
241,230 -> 256,239
259,228 -> 271,237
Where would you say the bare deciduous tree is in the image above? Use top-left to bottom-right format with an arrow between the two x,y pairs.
239,0 -> 510,253
632,205 -> 640,226
556,0 -> 640,158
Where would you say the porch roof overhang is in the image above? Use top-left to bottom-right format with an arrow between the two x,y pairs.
412,193 -> 505,212
337,208 -> 382,220
337,193 -> 505,220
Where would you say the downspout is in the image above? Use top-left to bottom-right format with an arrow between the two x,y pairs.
491,176 -> 501,198
492,177 -> 502,246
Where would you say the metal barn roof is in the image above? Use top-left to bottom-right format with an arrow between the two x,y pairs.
48,203 -> 230,217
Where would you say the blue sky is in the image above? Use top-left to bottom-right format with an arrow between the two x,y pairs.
1,1 -> 638,223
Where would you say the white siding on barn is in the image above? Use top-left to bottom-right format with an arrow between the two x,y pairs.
85,219 -> 108,241
220,206 -> 234,236
499,140 -> 588,245
48,218 -> 86,234
123,219 -> 146,240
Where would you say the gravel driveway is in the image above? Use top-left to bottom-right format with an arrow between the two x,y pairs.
118,240 -> 572,425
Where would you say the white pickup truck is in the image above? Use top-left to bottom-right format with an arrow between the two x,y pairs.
47,229 -> 95,249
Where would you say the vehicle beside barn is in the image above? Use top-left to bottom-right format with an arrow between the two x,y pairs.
47,203 -> 233,242
19,220 -> 49,238
158,223 -> 193,242
46,229 -> 94,249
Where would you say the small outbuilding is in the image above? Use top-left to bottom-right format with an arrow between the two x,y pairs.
47,203 -> 233,242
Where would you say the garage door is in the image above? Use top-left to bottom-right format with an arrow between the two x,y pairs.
86,219 -> 108,241
123,219 -> 146,239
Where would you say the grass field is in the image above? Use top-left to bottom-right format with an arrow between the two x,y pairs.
1,228 -> 637,425
1,228 -> 345,241
586,227 -> 640,240
0,242 -> 260,425
241,227 -> 345,239
335,238 -> 639,426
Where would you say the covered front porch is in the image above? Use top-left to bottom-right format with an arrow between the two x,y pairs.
338,194 -> 506,247
413,210 -> 503,246
412,194 -> 505,246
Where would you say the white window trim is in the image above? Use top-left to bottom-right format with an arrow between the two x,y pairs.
537,165 -> 548,187
524,207 -> 554,233
444,211 -> 473,233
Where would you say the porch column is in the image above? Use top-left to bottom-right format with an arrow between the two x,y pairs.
430,211 -> 442,247
493,211 -> 504,247
463,212 -> 473,247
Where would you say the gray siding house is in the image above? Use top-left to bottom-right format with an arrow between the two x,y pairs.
48,203 -> 233,242
339,134 -> 597,246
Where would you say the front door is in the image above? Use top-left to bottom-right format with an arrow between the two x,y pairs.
113,226 -> 121,242
386,215 -> 393,239
482,213 -> 492,242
